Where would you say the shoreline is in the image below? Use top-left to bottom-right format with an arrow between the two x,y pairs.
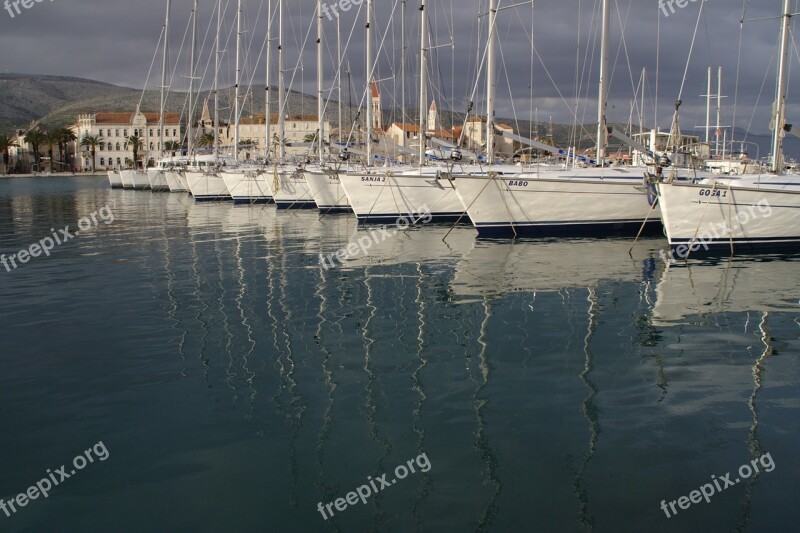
0,172 -> 105,179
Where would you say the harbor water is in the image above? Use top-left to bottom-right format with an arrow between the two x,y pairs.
1,176 -> 799,532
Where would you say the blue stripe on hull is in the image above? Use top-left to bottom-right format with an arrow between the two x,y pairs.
669,237 -> 800,254
475,220 -> 662,238
233,198 -> 274,205
356,212 -> 466,224
276,201 -> 318,210
193,195 -> 232,202
317,206 -> 353,214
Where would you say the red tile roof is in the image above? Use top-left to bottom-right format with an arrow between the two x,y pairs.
94,112 -> 181,124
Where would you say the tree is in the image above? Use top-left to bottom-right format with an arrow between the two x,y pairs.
126,135 -> 143,168
164,140 -> 182,152
303,133 -> 318,143
198,133 -> 215,148
57,128 -> 77,171
80,135 -> 102,172
45,130 -> 60,171
24,129 -> 47,171
0,134 -> 17,174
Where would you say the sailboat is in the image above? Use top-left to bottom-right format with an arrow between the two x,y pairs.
107,170 -> 123,188
338,0 -> 475,223
303,0 -> 353,213
444,0 -> 666,237
185,0 -> 233,201
162,0 -> 199,194
268,0 -> 317,210
654,0 -> 800,253
219,0 -> 275,204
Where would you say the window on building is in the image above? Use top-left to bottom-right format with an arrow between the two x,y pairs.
99,143 -> 105,151
150,142 -> 154,150
100,158 -> 105,166
116,158 -> 121,166
115,129 -> 120,137
116,143 -> 121,151
173,129 -> 177,137
124,129 -> 128,137
149,129 -> 154,137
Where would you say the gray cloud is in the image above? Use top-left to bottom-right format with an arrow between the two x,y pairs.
0,0 -> 794,136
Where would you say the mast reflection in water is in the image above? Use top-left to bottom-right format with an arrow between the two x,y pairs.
0,177 -> 798,532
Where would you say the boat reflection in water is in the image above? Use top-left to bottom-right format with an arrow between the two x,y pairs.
652,255 -> 800,325
123,193 -> 799,531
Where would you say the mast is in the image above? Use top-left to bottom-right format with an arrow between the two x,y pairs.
159,0 -> 170,160
486,0 -> 497,164
365,0 -> 373,165
639,68 -> 645,141
401,0 -> 406,149
234,0 -> 242,164
716,66 -> 722,156
278,0 -> 285,162
337,13 -> 342,144
419,0 -> 428,165
214,0 -> 221,160
771,0 -> 791,174
188,0 -> 197,158
705,66 -> 712,146
596,0 -> 610,164
265,0 -> 272,160
317,0 -> 324,165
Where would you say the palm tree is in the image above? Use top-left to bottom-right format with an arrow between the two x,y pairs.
57,128 -> 77,171
164,140 -> 182,152
198,133 -> 215,148
0,134 -> 17,174
126,135 -> 143,168
44,130 -> 61,171
80,135 -> 102,172
303,133 -> 318,143
24,129 -> 47,171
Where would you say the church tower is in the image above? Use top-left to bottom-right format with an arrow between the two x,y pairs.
371,80 -> 382,130
427,100 -> 440,133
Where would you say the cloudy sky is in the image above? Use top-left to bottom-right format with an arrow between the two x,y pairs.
0,0 -> 796,140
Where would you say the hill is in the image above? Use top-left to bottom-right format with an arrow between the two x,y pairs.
0,74 -> 136,133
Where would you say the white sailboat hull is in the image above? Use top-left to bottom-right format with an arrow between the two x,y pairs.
107,170 -> 123,188
165,170 -> 188,192
450,168 -> 660,237
185,171 -> 231,201
305,169 -> 352,213
272,168 -> 316,209
656,178 -> 800,252
340,169 -> 466,223
147,169 -> 170,191
220,170 -> 273,204
119,170 -> 133,188
122,170 -> 151,190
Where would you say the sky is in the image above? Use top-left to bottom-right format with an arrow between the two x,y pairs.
0,0 -> 796,142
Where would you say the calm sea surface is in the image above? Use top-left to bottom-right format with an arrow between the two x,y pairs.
1,176 -> 799,532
